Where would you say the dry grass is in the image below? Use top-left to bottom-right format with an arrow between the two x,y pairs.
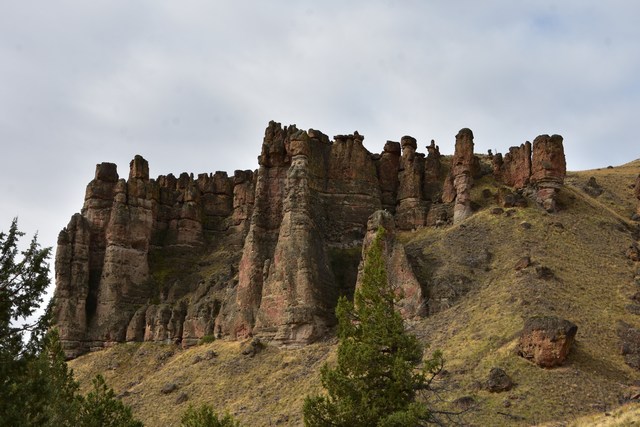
68,161 -> 640,426
69,340 -> 333,426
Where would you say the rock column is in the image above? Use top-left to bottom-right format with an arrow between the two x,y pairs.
531,134 -> 566,212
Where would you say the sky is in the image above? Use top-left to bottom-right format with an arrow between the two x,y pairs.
1,1 -> 639,299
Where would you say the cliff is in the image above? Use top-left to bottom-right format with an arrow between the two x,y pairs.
53,121 -> 567,358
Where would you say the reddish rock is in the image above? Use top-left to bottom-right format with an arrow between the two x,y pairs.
635,174 -> 640,215
531,134 -> 566,212
229,122 -> 294,339
396,136 -> 428,230
252,131 -> 337,345
376,141 -> 401,212
54,121 -> 574,357
53,214 -> 92,358
423,140 -> 443,201
444,128 -> 475,223
518,316 -> 577,367
493,142 -> 532,189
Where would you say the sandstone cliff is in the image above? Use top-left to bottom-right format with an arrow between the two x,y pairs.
53,121 -> 566,357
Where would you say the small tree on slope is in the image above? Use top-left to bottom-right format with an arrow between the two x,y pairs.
303,227 -> 444,427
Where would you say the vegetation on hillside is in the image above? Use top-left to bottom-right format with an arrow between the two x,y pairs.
304,227 -> 447,426
60,161 -> 640,426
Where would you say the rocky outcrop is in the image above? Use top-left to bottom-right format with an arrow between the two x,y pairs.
531,134 -> 566,212
518,316 -> 577,368
356,210 -> 425,318
618,321 -> 640,370
54,154 -> 256,357
251,130 -> 337,345
493,135 -> 566,212
396,136 -> 428,230
53,121 -> 570,357
443,128 -> 476,224
423,140 -> 443,202
492,142 -> 532,189
635,175 -> 640,216
376,141 -> 401,213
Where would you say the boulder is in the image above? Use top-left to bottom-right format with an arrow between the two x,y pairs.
485,367 -> 514,392
617,321 -> 640,370
518,316 -> 577,367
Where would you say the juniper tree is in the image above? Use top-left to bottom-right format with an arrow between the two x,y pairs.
0,218 -> 53,423
303,227 -> 444,426
0,219 -> 143,426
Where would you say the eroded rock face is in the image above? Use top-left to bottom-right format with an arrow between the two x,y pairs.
396,136 -> 428,230
252,131 -> 337,345
443,128 -> 476,224
618,321 -> 640,370
635,175 -> 640,216
493,134 -> 566,212
518,316 -> 577,368
356,210 -> 425,318
53,121 -> 571,357
531,135 -> 566,212
54,154 -> 256,357
376,141 -> 401,213
493,142 -> 532,189
424,140 -> 443,202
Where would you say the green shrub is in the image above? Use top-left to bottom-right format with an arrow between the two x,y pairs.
199,335 -> 216,344
181,404 -> 241,427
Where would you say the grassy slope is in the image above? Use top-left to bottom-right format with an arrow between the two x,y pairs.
69,161 -> 640,426
70,340 -> 334,426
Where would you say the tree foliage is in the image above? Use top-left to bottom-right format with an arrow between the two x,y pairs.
303,227 -> 444,426
77,374 -> 144,427
180,403 -> 242,427
0,218 -> 51,359
0,219 -> 143,426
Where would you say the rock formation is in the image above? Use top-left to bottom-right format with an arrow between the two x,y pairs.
494,135 -> 566,212
443,128 -> 476,224
54,155 -> 256,357
531,134 -> 566,212
518,316 -> 577,368
635,174 -> 640,217
493,142 -> 532,189
53,120 -> 568,357
618,321 -> 640,370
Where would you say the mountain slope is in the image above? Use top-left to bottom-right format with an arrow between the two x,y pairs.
68,161 -> 640,426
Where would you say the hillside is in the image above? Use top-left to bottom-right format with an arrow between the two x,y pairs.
68,159 -> 640,426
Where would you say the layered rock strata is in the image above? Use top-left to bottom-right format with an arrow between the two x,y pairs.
54,156 -> 256,357
53,121 -> 567,357
443,128 -> 476,224
493,134 -> 566,212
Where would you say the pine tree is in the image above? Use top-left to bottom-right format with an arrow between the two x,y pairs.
303,227 -> 444,426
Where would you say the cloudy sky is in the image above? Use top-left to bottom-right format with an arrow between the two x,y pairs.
1,1 -> 639,289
